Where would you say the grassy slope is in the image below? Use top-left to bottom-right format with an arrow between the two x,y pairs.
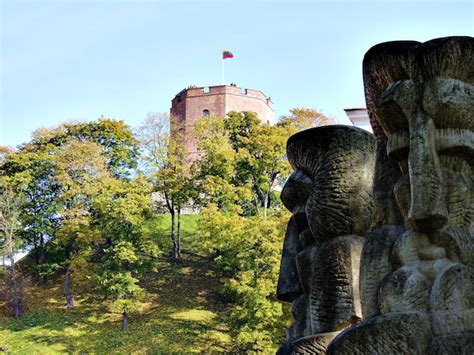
0,215 -> 234,354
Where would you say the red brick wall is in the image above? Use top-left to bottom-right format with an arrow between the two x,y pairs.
225,90 -> 274,124
170,85 -> 275,161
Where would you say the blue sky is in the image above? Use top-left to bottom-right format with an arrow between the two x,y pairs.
1,0 -> 473,148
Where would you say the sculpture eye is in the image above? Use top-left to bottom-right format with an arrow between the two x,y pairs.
398,159 -> 409,174
387,131 -> 409,163
393,172 -> 411,223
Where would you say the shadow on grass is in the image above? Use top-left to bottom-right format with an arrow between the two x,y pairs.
0,252 -> 233,353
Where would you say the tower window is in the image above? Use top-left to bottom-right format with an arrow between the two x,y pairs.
203,87 -> 210,94
203,109 -> 210,117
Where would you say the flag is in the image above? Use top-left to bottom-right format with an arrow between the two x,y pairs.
223,49 -> 234,59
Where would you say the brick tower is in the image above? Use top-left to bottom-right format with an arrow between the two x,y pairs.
170,84 -> 274,161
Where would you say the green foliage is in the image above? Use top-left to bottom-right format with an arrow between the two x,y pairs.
200,207 -> 290,352
224,111 -> 262,151
196,111 -> 292,216
279,107 -> 335,131
0,117 -> 141,282
1,150 -> 62,269
195,115 -> 251,213
0,181 -> 24,257
137,112 -> 194,260
0,118 -> 158,324
89,179 -> 159,326
97,271 -> 144,314
34,263 -> 61,280
0,250 -> 232,353
193,111 -> 297,350
24,118 -> 139,178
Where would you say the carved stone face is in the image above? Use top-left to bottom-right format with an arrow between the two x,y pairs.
277,126 -> 376,350
327,36 -> 474,355
377,78 -> 473,234
363,37 -> 473,233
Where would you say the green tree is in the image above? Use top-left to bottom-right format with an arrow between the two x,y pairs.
91,177 -> 158,329
0,149 -> 62,281
200,207 -> 290,352
95,248 -> 145,331
54,139 -> 109,308
107,271 -> 145,331
24,118 -> 139,179
196,111 -> 292,216
0,118 -> 141,285
194,111 -> 297,351
227,112 -> 292,216
279,107 -> 335,131
137,113 -> 193,261
0,179 -> 26,318
194,114 -> 248,213
51,136 -> 155,313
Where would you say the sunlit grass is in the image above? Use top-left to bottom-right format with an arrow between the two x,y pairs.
0,215 -> 233,353
145,213 -> 202,253
169,309 -> 217,323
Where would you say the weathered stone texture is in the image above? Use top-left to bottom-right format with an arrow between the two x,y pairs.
277,126 -> 376,354
309,235 -> 365,333
328,36 -> 474,354
326,313 -> 431,355
292,332 -> 341,354
278,35 -> 473,354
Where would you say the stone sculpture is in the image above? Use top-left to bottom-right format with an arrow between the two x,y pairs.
277,125 -> 376,354
327,36 -> 474,354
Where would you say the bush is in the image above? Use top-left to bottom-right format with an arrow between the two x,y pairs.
200,207 -> 290,352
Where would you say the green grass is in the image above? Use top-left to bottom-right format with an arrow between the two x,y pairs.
0,214 -> 234,354
145,214 -> 203,254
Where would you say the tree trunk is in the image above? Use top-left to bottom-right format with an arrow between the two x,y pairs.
34,241 -> 39,265
64,266 -> 75,308
177,206 -> 182,261
254,195 -> 260,214
165,192 -> 178,261
38,234 -> 45,265
171,207 -> 178,260
122,311 -> 128,330
263,192 -> 269,219
38,235 -> 49,286
9,256 -> 22,319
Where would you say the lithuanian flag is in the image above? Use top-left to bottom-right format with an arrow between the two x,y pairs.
223,49 -> 234,59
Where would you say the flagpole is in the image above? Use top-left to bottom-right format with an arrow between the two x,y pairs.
221,58 -> 225,85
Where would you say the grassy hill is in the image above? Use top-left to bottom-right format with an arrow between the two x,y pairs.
0,215 -> 235,353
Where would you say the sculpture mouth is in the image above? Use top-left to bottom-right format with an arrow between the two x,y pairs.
277,291 -> 303,303
293,209 -> 309,231
391,225 -> 472,273
408,215 -> 448,234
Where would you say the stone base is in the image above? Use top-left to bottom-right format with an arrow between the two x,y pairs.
277,332 -> 341,355
430,332 -> 474,355
326,313 -> 430,354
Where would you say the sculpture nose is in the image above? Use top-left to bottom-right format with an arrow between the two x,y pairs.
407,112 -> 448,232
277,218 -> 304,302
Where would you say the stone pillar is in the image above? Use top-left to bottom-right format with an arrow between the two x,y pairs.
327,36 -> 474,355
277,125 -> 376,354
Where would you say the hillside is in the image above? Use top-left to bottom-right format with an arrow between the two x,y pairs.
0,215 -> 234,353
